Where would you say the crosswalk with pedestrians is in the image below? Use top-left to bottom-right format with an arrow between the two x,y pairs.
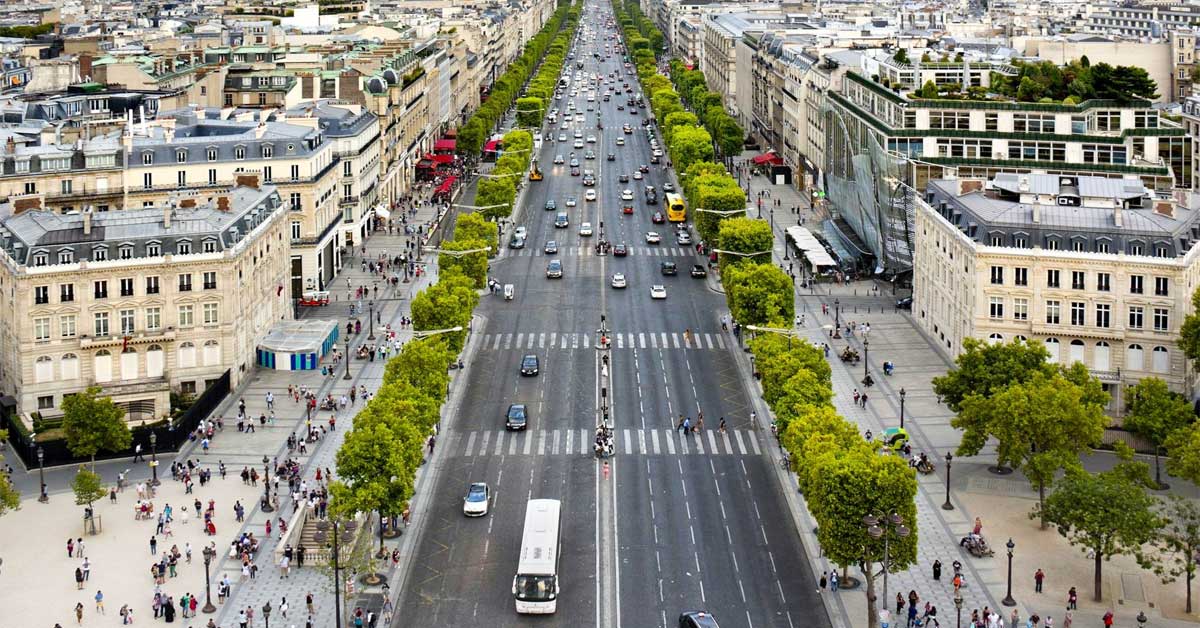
504,246 -> 696,258
479,331 -> 727,351
453,427 -> 763,457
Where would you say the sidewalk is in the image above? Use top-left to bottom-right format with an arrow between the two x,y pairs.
731,157 -> 1196,628
0,196 -> 457,628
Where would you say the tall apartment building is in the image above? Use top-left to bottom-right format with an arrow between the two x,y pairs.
0,184 -> 290,422
912,172 -> 1200,411
822,53 -> 1192,275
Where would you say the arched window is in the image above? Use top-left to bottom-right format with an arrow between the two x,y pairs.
988,333 -> 1003,345
1094,341 -> 1110,371
1014,335 -> 1027,342
35,356 -> 54,383
120,347 -> 138,380
93,349 -> 113,382
146,345 -> 165,378
1069,339 -> 1085,364
61,353 -> 79,381
203,340 -> 221,366
1044,338 -> 1060,363
1153,346 -> 1170,373
1126,344 -> 1144,371
178,342 -> 196,369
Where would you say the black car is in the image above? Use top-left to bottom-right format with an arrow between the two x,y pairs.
544,199 -> 557,211
896,296 -> 913,310
506,404 -> 528,430
691,264 -> 707,277
618,174 -> 630,183
613,243 -> 628,256
639,164 -> 650,173
679,611 -> 720,628
661,261 -> 678,276
607,153 -> 616,161
520,354 -> 539,376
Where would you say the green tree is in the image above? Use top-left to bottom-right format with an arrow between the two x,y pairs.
71,465 -> 106,511
475,175 -> 516,220
662,111 -> 700,145
62,386 -> 132,467
436,238 -> 490,289
1141,495 -> 1200,613
959,371 -> 1108,525
1036,461 -> 1160,602
716,217 -> 773,268
386,335 -> 455,399
1124,377 -> 1195,488
892,49 -> 910,64
667,125 -> 714,173
1165,421 -> 1200,486
780,405 -> 860,483
724,263 -> 794,327
1178,287 -> 1200,370
333,421 -> 417,553
711,113 -> 744,159
806,446 -> 918,628
933,337 -> 1052,412
409,274 -> 477,352
916,80 -> 939,98
452,212 -> 499,257
1016,76 -> 1045,102
0,429 -> 18,516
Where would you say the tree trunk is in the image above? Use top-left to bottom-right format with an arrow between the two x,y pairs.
864,559 -> 878,628
1187,569 -> 1194,614
1154,448 -> 1163,488
1038,479 -> 1047,530
1093,550 -> 1104,602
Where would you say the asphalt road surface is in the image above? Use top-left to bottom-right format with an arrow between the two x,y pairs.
396,3 -> 829,626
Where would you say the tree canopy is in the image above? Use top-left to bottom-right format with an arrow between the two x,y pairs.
62,386 -> 132,465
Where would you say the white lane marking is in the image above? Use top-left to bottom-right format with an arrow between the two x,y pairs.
539,333 -> 546,349
693,433 -> 704,454
749,434 -> 762,455
538,430 -> 547,456
624,429 -> 633,455
515,332 -> 524,348
707,430 -> 719,453
565,429 -> 573,457
464,432 -> 477,456
651,429 -> 660,454
479,431 -> 490,456
734,431 -> 747,454
553,429 -> 561,455
494,431 -> 505,456
715,334 -> 726,349
638,430 -> 647,455
665,431 -> 676,455
639,333 -> 646,348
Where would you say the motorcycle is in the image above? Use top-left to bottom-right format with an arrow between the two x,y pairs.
960,534 -> 995,558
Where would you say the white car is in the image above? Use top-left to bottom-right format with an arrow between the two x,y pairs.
620,189 -> 634,201
611,273 -> 627,289
554,154 -> 565,164
650,285 -> 667,300
585,189 -> 598,201
565,195 -> 577,207
463,482 -> 490,516
579,222 -> 594,236
586,135 -> 597,144
574,129 -> 583,138
632,171 -> 643,180
575,113 -> 585,122
616,137 -> 625,145
574,139 -> 585,149
645,231 -> 661,244
514,226 -> 528,240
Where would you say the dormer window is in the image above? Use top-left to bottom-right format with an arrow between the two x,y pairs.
147,243 -> 161,257
58,250 -> 73,264
207,148 -> 218,161
202,240 -> 217,253
33,252 -> 48,266
92,246 -> 107,261
262,144 -> 273,158
142,152 -> 154,165
176,150 -> 187,163
177,240 -> 192,255
119,245 -> 134,260
234,146 -> 246,160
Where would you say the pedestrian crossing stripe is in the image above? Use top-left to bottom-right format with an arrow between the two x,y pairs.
478,332 -> 729,351
453,428 -> 761,457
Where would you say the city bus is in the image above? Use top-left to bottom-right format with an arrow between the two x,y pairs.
665,192 -> 686,222
513,499 -> 562,614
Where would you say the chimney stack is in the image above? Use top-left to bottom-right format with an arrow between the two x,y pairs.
83,206 -> 93,235
164,200 -> 174,229
217,196 -> 231,212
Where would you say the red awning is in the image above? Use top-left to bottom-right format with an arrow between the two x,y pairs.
417,160 -> 435,169
752,152 -> 784,165
443,129 -> 458,138
431,153 -> 454,165
483,139 -> 500,152
434,139 -> 456,152
435,176 -> 457,195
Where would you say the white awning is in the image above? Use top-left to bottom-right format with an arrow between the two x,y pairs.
374,207 -> 391,219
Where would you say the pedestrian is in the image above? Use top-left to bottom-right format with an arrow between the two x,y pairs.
830,571 -> 839,591
75,602 -> 84,624
82,557 -> 90,581
75,567 -> 85,589
1062,610 -> 1072,628
932,559 -> 942,581
819,571 -> 827,592
1067,586 -> 1077,610
1102,611 -> 1113,628
306,592 -> 315,615
67,538 -> 75,557
95,590 -> 105,614
150,535 -> 157,555
1034,568 -> 1045,593
896,593 -> 904,614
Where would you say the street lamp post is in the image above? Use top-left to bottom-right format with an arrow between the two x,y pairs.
149,431 -> 159,487
343,338 -> 352,380
942,453 -> 954,510
367,301 -> 376,340
1002,538 -> 1017,607
261,455 -> 274,513
834,299 -> 841,337
315,519 -> 358,628
865,513 -> 909,607
37,446 -> 46,503
863,339 -> 870,380
899,388 -> 906,429
955,591 -> 964,628
202,545 -> 217,613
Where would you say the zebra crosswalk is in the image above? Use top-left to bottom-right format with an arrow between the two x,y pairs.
505,246 -> 694,258
455,428 -> 763,457
479,331 -> 727,351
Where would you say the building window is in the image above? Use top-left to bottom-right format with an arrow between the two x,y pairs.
61,180 -> 72,195
203,240 -> 217,254
143,173 -> 153,190
146,307 -> 161,331
32,253 -> 47,266
1130,275 -> 1144,294
93,312 -> 110,337
290,165 -> 300,181
59,284 -> 74,302
989,297 -> 1004,319
178,305 -> 194,327
177,170 -> 187,187
1071,271 -> 1085,290
1131,243 -> 1145,256
94,280 -> 108,299
178,274 -> 192,291
1046,300 -> 1061,324
1014,267 -> 1028,286
120,309 -> 135,335
178,241 -> 191,255
344,162 -> 353,177
146,276 -> 160,294
93,247 -> 107,261
203,302 -> 219,325
291,222 -> 301,240
1097,273 -> 1111,292
234,147 -> 245,160
58,250 -> 73,264
60,315 -> 76,338
263,145 -> 273,158
290,193 -> 301,211
1046,238 -> 1061,251
34,317 -> 50,341
1155,277 -> 1170,296
120,278 -> 134,296
177,150 -> 187,163
24,181 -> 36,195
1070,302 -> 1086,325
1096,241 -> 1110,254
1014,298 -> 1028,321
34,285 -> 49,305
203,271 -> 217,290
990,266 -> 1003,285
1047,269 -> 1060,288
142,152 -> 154,165
147,243 -> 160,257
263,166 -> 272,182
207,148 -> 218,161
208,169 -> 217,185
1154,308 -> 1170,331
38,395 -> 54,410
1130,306 -> 1145,329
1096,303 -> 1111,328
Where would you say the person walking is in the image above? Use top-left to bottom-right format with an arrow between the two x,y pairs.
75,602 -> 84,624
1067,587 -> 1077,610
819,571 -> 827,592
932,559 -> 942,581
150,535 -> 158,555
94,590 -> 105,614
74,567 -> 85,589
1034,568 -> 1045,593
830,571 -> 839,592
81,557 -> 90,581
